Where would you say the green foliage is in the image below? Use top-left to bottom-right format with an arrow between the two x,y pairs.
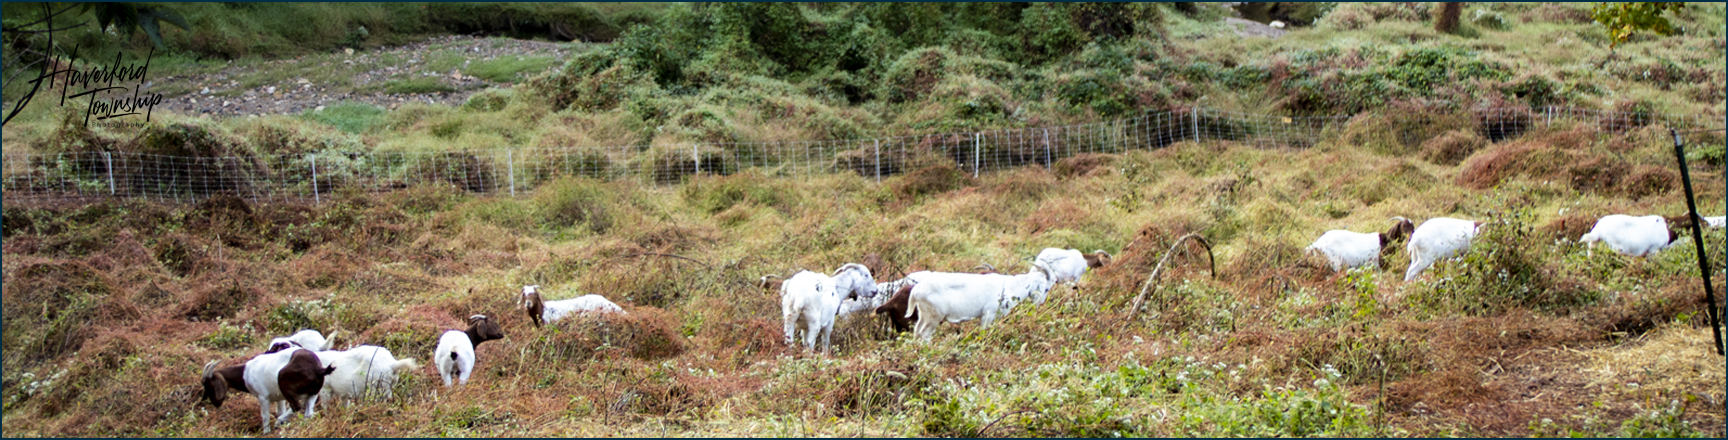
1176,365 -> 1374,437
300,101 -> 387,134
80,3 -> 189,49
1409,201 -> 1599,318
1618,399 -> 1707,438
1591,2 -> 1689,49
532,177 -> 614,234
378,77 -> 458,95
195,321 -> 256,350
264,297 -> 336,336
462,88 -> 514,113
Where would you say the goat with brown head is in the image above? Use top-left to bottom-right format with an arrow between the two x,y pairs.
434,314 -> 505,387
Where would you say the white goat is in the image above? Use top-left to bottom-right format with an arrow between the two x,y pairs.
1306,217 -> 1416,272
312,345 -> 419,409
835,278 -> 917,319
780,263 -> 880,354
519,285 -> 625,328
1580,214 -> 1684,257
1404,217 -> 1482,282
200,347 -> 335,434
268,329 -> 338,352
904,261 -> 1056,342
434,315 -> 505,387
1034,248 -> 1092,286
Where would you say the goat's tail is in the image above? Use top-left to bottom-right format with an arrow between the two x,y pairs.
392,358 -> 420,374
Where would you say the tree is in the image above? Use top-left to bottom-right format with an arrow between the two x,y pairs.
1434,2 -> 1464,34
1590,2 -> 1687,49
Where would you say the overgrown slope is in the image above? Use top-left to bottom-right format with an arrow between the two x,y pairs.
1,2 -> 1725,438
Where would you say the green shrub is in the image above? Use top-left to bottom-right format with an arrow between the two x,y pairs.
532,177 -> 614,233
1408,204 -> 1596,317
462,88 -> 515,112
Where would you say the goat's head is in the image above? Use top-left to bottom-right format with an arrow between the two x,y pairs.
1082,250 -> 1113,269
264,341 -> 301,354
1382,217 -> 1416,246
831,263 -> 879,300
1024,260 -> 1058,305
758,274 -> 783,292
467,314 -> 505,344
860,253 -> 886,280
972,263 -> 998,274
1663,214 -> 1701,243
520,286 -> 545,328
199,360 -> 229,408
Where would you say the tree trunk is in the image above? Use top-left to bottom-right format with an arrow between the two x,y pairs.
1435,2 -> 1464,33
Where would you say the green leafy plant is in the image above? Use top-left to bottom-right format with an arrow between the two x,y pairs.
1591,2 -> 1688,49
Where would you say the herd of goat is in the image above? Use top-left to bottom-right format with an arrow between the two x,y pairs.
197,211 -> 1724,432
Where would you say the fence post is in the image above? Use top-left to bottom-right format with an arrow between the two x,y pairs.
103,152 -> 115,195
1545,106 -> 1553,128
973,133 -> 982,178
507,149 -> 515,197
310,155 -> 319,204
692,144 -> 701,177
1191,107 -> 1200,143
1669,128 -> 1724,356
873,139 -> 881,183
1043,129 -> 1052,169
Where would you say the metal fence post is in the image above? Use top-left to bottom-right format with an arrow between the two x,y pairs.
310,155 -> 319,204
1043,129 -> 1052,169
507,149 -> 515,197
873,139 -> 881,183
973,133 -> 982,178
102,152 -> 115,195
1191,107 -> 1200,143
1545,106 -> 1553,128
692,144 -> 701,177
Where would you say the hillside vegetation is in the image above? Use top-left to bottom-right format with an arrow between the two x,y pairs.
2,2 -> 1725,437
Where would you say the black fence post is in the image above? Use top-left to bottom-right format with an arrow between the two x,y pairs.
1670,128 -> 1724,356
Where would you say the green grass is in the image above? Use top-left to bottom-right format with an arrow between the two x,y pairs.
465,56 -> 561,83
299,101 -> 387,134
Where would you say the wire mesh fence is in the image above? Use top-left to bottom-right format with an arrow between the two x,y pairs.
3,105 -> 1723,205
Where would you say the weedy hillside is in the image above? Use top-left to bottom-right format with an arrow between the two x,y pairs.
1,2 -> 1725,437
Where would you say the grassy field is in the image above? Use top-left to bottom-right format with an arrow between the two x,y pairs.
2,2 -> 1726,438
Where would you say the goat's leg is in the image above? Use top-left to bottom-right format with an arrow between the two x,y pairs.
782,311 -> 799,348
305,394 -> 319,419
1403,257 -> 1432,282
259,397 -> 274,434
802,317 -> 821,352
819,323 -> 835,355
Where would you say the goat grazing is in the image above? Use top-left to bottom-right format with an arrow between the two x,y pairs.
200,347 -> 336,434
1580,214 -> 1687,257
267,329 -> 338,353
904,261 -> 1057,342
1404,217 -> 1482,282
869,278 -> 921,333
758,274 -> 785,292
780,263 -> 879,354
311,345 -> 419,408
1082,250 -> 1113,269
1306,217 -> 1416,272
519,285 -> 625,328
434,314 -> 505,387
1034,248 -> 1097,286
